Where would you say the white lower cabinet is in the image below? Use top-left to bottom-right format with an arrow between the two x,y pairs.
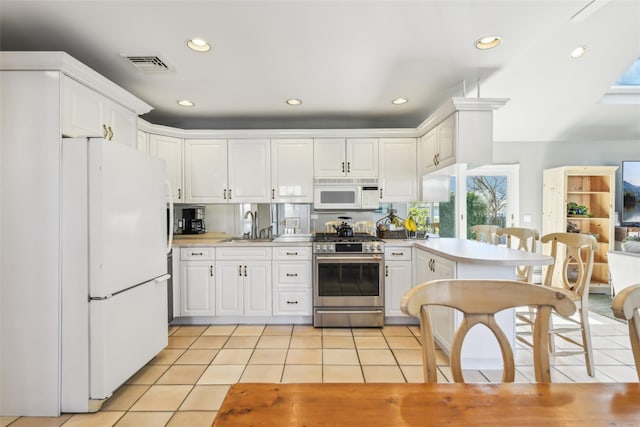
272,246 -> 312,316
384,246 -> 413,317
415,248 -> 456,349
215,247 -> 272,316
179,248 -> 215,316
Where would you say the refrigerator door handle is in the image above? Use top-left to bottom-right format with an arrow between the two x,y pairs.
154,274 -> 171,283
165,179 -> 174,254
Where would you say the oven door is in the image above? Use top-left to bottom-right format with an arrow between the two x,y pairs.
313,253 -> 384,308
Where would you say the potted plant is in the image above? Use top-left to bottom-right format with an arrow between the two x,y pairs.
621,235 -> 640,253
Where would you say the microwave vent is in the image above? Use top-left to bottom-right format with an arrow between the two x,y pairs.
314,177 -> 378,185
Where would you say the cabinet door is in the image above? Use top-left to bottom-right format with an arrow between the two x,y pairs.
346,138 -> 378,177
184,139 -> 228,203
244,261 -> 272,316
215,261 -> 243,316
271,139 -> 314,202
379,138 -> 417,202
314,138 -> 346,177
436,114 -> 456,168
228,139 -> 271,203
384,260 -> 413,317
137,130 -> 148,153
106,101 -> 137,147
419,128 -> 438,175
180,261 -> 215,316
149,134 -> 183,203
62,76 -> 107,138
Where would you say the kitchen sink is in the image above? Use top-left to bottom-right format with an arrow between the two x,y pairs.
220,238 -> 273,243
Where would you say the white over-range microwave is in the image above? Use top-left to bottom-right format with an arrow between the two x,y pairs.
313,178 -> 380,210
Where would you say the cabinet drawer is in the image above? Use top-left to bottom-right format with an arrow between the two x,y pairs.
273,262 -> 311,287
216,246 -> 272,260
180,247 -> 215,261
273,289 -> 312,316
385,247 -> 412,261
272,246 -> 312,260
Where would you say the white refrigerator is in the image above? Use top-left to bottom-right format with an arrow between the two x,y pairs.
60,138 -> 172,412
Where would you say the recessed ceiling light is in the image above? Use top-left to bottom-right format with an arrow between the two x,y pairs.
392,98 -> 408,105
570,45 -> 587,59
474,35 -> 502,50
187,38 -> 211,52
177,99 -> 194,107
286,98 -> 302,106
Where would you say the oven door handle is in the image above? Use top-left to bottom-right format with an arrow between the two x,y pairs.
315,256 -> 383,261
315,309 -> 384,314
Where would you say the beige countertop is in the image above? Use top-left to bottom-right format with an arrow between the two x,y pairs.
172,233 -> 312,247
413,238 -> 553,266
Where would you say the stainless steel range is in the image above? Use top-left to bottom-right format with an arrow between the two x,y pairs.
313,233 -> 384,327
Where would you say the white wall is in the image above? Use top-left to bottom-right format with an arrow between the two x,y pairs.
493,139 -> 640,234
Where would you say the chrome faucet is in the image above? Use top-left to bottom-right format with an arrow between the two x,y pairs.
244,210 -> 258,239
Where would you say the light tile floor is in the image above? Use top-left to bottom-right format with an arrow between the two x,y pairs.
2,312 -> 636,427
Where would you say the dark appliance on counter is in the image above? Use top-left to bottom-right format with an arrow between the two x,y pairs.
313,232 -> 385,327
331,216 -> 355,237
182,207 -> 206,234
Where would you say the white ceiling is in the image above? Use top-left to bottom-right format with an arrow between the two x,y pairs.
1,0 -> 639,141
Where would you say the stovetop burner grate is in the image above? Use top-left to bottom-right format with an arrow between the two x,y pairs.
313,233 -> 383,243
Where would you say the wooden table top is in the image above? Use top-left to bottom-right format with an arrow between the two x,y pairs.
212,382 -> 640,427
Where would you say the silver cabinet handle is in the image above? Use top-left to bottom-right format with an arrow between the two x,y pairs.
238,265 -> 242,277
286,300 -> 299,304
347,162 -> 350,173
244,265 -> 247,277
177,188 -> 182,200
272,189 -> 275,200
102,124 -> 109,139
228,189 -> 232,199
341,162 -> 345,173
380,188 -> 383,199
385,266 -> 389,277
286,252 -> 298,256
223,189 -> 227,200
209,265 -> 213,277
107,126 -> 114,141
191,252 -> 203,256
392,252 -> 404,256
286,273 -> 298,277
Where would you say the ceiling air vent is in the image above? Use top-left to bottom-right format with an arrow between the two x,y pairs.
122,55 -> 170,72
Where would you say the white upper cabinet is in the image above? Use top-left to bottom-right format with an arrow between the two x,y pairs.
419,114 -> 456,175
137,130 -> 148,153
149,134 -> 183,203
271,139 -> 314,203
228,139 -> 271,203
314,138 -> 378,177
62,76 -> 137,147
379,138 -> 417,202
184,139 -> 228,203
